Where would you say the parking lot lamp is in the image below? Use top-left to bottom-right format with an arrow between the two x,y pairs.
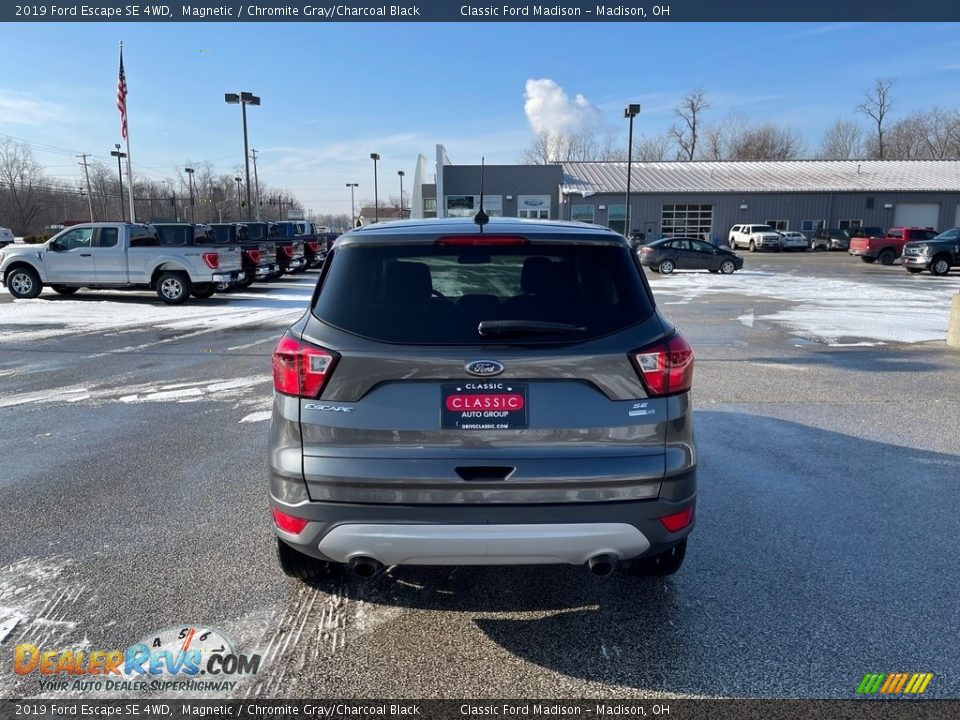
346,183 -> 358,226
110,144 -> 127,221
398,170 -> 405,219
234,176 -> 243,220
225,92 -> 260,221
184,167 -> 195,224
370,153 -> 380,222
624,103 -> 641,237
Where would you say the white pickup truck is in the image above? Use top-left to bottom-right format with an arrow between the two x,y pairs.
0,222 -> 245,304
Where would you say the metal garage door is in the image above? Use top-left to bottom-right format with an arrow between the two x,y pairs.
894,203 -> 939,229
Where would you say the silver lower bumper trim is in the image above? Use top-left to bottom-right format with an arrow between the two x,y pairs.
317,523 -> 650,565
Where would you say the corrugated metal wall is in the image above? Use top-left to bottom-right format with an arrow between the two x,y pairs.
566,191 -> 960,240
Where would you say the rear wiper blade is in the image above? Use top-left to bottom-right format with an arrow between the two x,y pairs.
477,320 -> 586,337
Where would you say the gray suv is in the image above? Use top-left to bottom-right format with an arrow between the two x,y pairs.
268,217 -> 696,581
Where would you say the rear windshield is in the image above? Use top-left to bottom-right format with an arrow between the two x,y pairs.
313,242 -> 654,344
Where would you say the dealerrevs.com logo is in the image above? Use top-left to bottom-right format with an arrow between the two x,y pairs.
14,625 -> 261,693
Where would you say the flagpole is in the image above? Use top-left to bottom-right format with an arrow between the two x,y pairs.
120,41 -> 136,223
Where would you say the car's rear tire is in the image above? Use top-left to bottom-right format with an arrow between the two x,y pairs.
625,539 -> 687,577
51,285 -> 79,295
240,274 -> 257,288
860,256 -> 876,264
5,266 -> 42,299
878,249 -> 896,266
276,538 -> 342,583
156,271 -> 191,304
931,256 -> 951,276
191,283 -> 217,299
658,259 -> 675,274
905,267 -> 924,274
719,259 -> 737,274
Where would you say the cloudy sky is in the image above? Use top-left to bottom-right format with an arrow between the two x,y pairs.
2,21 -> 959,215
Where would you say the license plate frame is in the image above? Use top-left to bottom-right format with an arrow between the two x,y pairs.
441,382 -> 529,430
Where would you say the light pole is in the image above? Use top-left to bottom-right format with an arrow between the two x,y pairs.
250,149 -> 262,221
623,103 -> 641,238
110,144 -> 127,221
234,176 -> 243,220
225,91 -> 260,221
346,183 -> 358,227
184,167 -> 195,223
397,170 -> 405,219
370,153 -> 380,222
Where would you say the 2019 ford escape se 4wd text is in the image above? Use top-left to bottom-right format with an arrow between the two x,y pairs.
268,217 -> 696,581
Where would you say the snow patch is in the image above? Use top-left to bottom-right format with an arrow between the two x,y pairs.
240,411 -> 272,424
648,271 -> 960,344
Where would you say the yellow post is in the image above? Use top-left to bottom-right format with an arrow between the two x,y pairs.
948,293 -> 960,348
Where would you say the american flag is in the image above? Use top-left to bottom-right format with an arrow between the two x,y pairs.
117,47 -> 128,140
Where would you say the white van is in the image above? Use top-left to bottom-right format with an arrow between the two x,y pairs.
0,226 -> 15,247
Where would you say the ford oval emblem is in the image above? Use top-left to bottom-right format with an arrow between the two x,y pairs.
465,360 -> 504,377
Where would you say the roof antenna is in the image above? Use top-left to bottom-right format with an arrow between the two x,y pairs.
474,157 -> 489,230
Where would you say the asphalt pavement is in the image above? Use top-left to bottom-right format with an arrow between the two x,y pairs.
1,253 -> 958,700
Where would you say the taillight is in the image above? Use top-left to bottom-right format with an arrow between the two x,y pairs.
272,508 -> 309,535
630,333 -> 694,397
640,246 -> 653,253
659,507 -> 694,532
307,241 -> 320,252
281,245 -> 295,257
247,249 -> 261,264
202,252 -> 219,269
272,332 -> 338,398
436,236 -> 529,246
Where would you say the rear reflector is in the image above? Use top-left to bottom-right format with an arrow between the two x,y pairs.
272,508 -> 309,535
272,332 -> 338,398
630,332 -> 694,397
201,252 -> 219,269
436,236 -> 529,246
659,507 -> 694,533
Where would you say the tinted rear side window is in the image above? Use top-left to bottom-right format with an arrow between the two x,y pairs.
313,243 -> 654,344
156,226 -> 192,245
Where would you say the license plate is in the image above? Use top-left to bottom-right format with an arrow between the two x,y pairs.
441,383 -> 528,430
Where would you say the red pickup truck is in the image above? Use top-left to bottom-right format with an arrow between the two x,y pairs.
849,227 -> 939,265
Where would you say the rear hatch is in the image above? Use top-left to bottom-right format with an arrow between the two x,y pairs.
283,232 -> 689,505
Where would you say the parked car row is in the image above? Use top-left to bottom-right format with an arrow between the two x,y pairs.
0,220 -> 339,303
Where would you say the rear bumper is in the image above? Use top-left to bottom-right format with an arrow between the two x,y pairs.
256,263 -> 280,278
269,487 -> 696,566
212,270 -> 245,283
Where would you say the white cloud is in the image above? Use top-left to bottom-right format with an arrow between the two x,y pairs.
0,90 -> 73,127
523,79 -> 602,136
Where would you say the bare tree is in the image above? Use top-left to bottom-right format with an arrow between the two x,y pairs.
635,134 -> 672,162
817,119 -> 864,159
669,88 -> 710,161
0,137 -> 45,233
857,78 -> 895,160
727,122 -> 804,160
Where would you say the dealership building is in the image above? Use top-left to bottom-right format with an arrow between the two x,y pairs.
414,150 -> 960,241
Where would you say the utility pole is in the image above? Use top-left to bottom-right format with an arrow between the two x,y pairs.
250,149 -> 262,221
76,154 -> 95,222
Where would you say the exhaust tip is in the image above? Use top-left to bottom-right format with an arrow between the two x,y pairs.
348,556 -> 383,579
587,554 -> 617,577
